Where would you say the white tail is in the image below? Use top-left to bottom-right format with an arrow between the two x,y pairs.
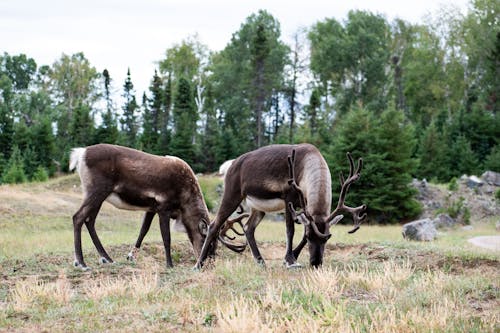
69,148 -> 85,173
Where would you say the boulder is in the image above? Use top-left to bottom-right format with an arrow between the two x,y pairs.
432,213 -> 456,229
466,175 -> 484,189
481,171 -> 500,186
402,218 -> 437,241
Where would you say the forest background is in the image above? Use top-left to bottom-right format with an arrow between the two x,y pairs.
0,0 -> 498,222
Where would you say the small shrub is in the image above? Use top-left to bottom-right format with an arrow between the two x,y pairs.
495,189 -> 500,201
447,196 -> 465,219
31,166 -> 49,182
447,177 -> 458,191
1,146 -> 27,184
462,207 -> 471,225
2,164 -> 27,184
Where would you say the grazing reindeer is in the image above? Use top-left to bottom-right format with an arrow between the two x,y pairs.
69,143 -> 217,270
195,143 -> 366,269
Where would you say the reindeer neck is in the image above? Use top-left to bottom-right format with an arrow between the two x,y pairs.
298,152 -> 332,216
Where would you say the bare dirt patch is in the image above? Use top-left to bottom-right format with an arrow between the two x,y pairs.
468,236 -> 500,251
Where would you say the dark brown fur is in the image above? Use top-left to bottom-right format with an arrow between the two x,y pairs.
70,144 -> 212,270
195,143 -> 336,269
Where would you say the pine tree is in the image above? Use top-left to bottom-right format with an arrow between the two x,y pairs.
170,78 -> 197,166
449,135 -> 479,176
120,68 -> 138,148
417,121 -> 450,182
157,73 -> 172,155
0,75 -> 14,160
96,69 -> 118,144
70,103 -> 93,146
484,145 -> 500,172
140,92 -> 158,153
328,107 -> 420,222
1,146 -> 27,184
31,116 -> 56,174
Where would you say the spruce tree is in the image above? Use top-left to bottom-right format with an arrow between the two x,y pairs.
1,146 -> 27,184
140,92 -> 158,153
449,135 -> 479,176
170,78 -> 197,166
96,69 -> 118,144
120,68 -> 138,148
417,121 -> 450,182
328,107 -> 420,223
0,75 -> 14,160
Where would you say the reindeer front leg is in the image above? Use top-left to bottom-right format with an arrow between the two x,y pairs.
284,205 -> 302,268
158,211 -> 173,268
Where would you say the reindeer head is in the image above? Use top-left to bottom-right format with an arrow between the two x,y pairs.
287,149 -> 367,267
198,218 -> 218,257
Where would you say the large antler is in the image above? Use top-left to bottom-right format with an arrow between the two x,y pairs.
218,213 -> 249,253
326,152 -> 367,233
287,149 -> 333,240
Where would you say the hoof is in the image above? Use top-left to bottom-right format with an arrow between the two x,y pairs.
73,260 -> 91,271
99,257 -> 112,264
285,262 -> 303,269
127,248 -> 140,261
256,258 -> 266,268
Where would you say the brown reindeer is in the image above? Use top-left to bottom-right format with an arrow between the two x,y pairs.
195,143 -> 366,269
69,143 -> 219,270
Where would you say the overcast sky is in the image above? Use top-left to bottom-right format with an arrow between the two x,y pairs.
1,0 -> 469,97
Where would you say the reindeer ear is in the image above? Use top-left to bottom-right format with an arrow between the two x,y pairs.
198,219 -> 208,236
328,214 -> 344,226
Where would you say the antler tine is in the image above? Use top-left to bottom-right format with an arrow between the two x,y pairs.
346,152 -> 355,178
218,235 -> 247,252
327,152 -> 367,234
218,213 -> 249,253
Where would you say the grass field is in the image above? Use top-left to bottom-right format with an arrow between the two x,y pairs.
0,175 -> 499,332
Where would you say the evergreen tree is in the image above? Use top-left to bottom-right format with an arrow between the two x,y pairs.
157,73 -> 172,155
416,121 -> 450,181
328,107 -> 420,222
120,68 -> 138,148
449,135 -> 479,176
140,92 -> 158,153
31,116 -> 56,175
1,146 -> 27,184
70,103 -> 94,147
484,144 -> 500,172
200,81 -> 223,171
95,69 -> 118,144
0,74 -> 14,160
170,78 -> 197,166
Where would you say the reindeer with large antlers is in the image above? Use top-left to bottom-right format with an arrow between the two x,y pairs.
195,143 -> 366,269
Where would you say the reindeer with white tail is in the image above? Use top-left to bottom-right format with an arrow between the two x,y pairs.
69,143 -> 246,270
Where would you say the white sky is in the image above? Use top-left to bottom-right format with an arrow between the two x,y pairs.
0,0 -> 469,97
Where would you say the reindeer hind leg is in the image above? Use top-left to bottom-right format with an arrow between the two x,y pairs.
72,190 -> 110,269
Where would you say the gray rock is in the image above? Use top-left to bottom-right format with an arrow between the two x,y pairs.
432,213 -> 456,229
462,225 -> 474,231
467,175 -> 484,189
402,218 -> 437,241
481,171 -> 500,186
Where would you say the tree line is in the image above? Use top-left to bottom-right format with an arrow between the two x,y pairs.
0,0 -> 498,222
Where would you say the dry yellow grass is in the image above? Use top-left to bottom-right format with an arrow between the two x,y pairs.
0,175 -> 499,332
